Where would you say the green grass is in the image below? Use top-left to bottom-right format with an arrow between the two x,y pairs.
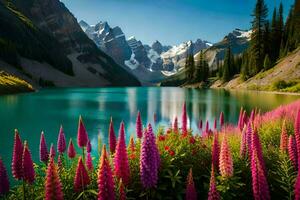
0,71 -> 33,95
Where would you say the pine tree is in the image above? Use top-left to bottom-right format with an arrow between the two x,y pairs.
293,0 -> 300,46
222,47 -> 231,82
263,54 -> 271,70
185,54 -> 195,83
250,0 -> 268,74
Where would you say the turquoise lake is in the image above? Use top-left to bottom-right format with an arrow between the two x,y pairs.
0,87 -> 299,182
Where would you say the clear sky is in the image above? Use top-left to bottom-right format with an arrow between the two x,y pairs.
61,0 -> 294,46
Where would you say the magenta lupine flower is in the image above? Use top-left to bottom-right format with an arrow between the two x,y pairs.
251,150 -> 270,200
280,120 -> 288,152
214,118 -> 217,131
87,140 -> 92,153
50,143 -> 56,158
288,135 -> 298,169
114,122 -> 130,185
219,112 -> 224,129
173,117 -> 179,134
136,111 -> 143,139
45,157 -> 63,200
39,131 -> 49,163
0,158 -> 9,195
240,126 -> 247,158
211,133 -> 220,170
12,129 -> 23,180
182,102 -> 188,135
74,157 -> 90,192
86,152 -> 94,171
199,119 -> 203,131
219,136 -> 233,178
238,107 -> 243,131
57,125 -> 66,154
77,116 -> 88,148
246,122 -> 253,156
185,169 -> 197,200
295,171 -> 300,200
140,123 -> 160,188
98,145 -> 115,200
295,110 -> 300,168
109,117 -> 117,154
251,128 -> 266,174
57,155 -> 63,169
22,141 -> 35,184
205,120 -> 209,134
68,139 -> 76,159
208,164 -> 220,200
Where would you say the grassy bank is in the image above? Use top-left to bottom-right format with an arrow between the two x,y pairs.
0,71 -> 33,95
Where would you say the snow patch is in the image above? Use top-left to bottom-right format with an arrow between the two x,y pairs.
125,53 -> 139,70
147,49 -> 160,64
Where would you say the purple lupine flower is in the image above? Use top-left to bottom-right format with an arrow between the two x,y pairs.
39,131 -> 49,163
208,164 -> 220,200
182,102 -> 188,135
295,110 -> 300,169
246,122 -> 253,157
240,126 -> 247,158
68,139 -> 76,159
50,143 -> 56,158
22,141 -> 35,184
211,132 -> 220,170
205,120 -> 209,134
214,118 -> 217,131
87,140 -> 92,153
198,119 -> 203,131
140,123 -> 160,188
86,152 -> 93,171
77,116 -> 88,148
12,129 -> 23,180
109,117 -> 117,154
219,112 -> 224,129
251,128 -> 266,175
114,122 -> 130,185
136,111 -> 143,139
185,169 -> 197,200
0,158 -> 9,195
288,135 -> 298,170
57,125 -> 66,154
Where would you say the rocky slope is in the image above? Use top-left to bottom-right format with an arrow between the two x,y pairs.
0,0 -> 140,88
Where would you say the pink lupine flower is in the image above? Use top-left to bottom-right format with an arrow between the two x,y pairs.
208,164 -> 220,200
22,141 -> 35,184
77,116 -> 88,148
182,102 -> 188,135
109,117 -> 117,154
214,118 -> 217,131
119,180 -> 126,200
219,112 -> 224,129
39,131 -> 49,163
114,122 -> 130,185
98,145 -> 115,200
86,152 -> 94,171
128,135 -> 136,159
185,168 -> 197,200
74,157 -> 90,192
50,143 -> 56,158
0,158 -> 9,195
251,150 -> 270,200
140,123 -> 160,188
87,140 -> 92,153
238,107 -> 243,131
288,135 -> 298,169
173,117 -> 179,134
240,126 -> 247,158
251,128 -> 266,174
246,122 -> 253,156
45,157 -> 63,200
136,111 -> 143,139
249,109 -> 255,123
219,136 -> 233,178
12,129 -> 23,180
68,139 -> 76,159
57,125 -> 66,154
205,120 -> 209,134
295,110 -> 300,168
280,120 -> 288,152
199,119 -> 203,130
211,132 -> 220,170
57,155 -> 63,169
295,171 -> 300,200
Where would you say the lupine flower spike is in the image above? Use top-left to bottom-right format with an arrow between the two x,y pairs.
288,135 -> 298,169
114,122 -> 130,185
240,125 -> 247,158
214,118 -> 217,131
173,117 -> 179,134
199,119 -> 203,130
68,139 -> 76,159
208,164 -> 220,200
0,158 -> 9,195
109,117 -> 117,154
185,168 -> 197,200
50,143 -> 56,158
182,102 -> 188,135
295,171 -> 300,200
136,111 -> 143,139
77,116 -> 88,148
219,112 -> 224,129
97,145 -> 115,200
86,140 -> 92,153
119,179 -> 126,200
280,120 -> 288,152
140,123 -> 160,188
86,152 -> 94,171
45,157 -> 63,200
12,129 -> 23,180
22,141 -> 35,184
57,125 -> 66,154
211,132 -> 220,170
219,135 -> 233,178
39,131 -> 49,163
74,157 -> 90,192
128,135 -> 136,159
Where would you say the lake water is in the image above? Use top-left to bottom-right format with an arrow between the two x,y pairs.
0,87 -> 299,181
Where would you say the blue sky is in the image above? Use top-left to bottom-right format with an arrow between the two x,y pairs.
61,0 -> 294,45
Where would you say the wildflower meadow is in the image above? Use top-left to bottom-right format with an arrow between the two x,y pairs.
2,101 -> 300,199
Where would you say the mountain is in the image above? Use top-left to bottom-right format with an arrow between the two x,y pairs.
0,0 -> 140,88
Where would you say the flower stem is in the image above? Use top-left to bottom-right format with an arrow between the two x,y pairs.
22,180 -> 26,200
82,147 -> 85,163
